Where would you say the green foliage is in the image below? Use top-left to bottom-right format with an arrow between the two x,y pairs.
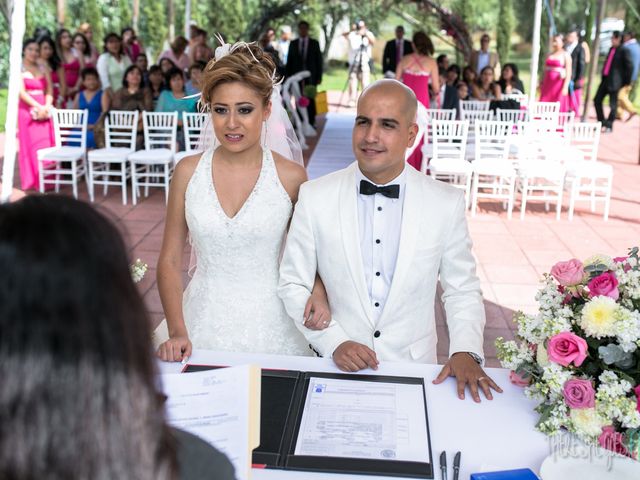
625,1 -> 640,36
139,0 -> 168,58
497,0 -> 513,63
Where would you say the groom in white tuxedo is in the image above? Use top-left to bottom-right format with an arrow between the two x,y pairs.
278,80 -> 501,402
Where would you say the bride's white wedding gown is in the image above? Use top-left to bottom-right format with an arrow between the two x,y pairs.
156,148 -> 311,356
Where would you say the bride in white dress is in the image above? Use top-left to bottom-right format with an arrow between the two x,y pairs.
155,42 -> 329,362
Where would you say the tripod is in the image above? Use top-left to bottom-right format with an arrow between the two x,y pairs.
338,36 -> 374,110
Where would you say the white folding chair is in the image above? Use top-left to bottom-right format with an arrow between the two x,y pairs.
463,110 -> 494,159
428,120 -> 472,207
564,122 -> 611,220
471,121 -> 517,218
460,100 -> 491,113
128,111 -> 178,205
174,112 -> 208,164
496,108 -> 529,125
556,111 -> 575,140
517,122 -> 567,220
87,110 -> 138,205
37,108 -> 88,199
425,108 -> 456,121
529,101 -> 560,122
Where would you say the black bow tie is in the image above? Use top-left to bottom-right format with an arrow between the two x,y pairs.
359,180 -> 400,199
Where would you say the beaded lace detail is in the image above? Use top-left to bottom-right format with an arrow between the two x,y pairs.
182,148 -> 311,355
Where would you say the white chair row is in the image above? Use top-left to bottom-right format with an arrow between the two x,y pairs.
423,119 -> 612,221
37,110 -> 208,205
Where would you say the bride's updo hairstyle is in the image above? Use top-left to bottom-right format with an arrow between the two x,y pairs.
201,43 -> 277,107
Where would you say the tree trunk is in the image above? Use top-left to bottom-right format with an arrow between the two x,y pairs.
132,0 -> 140,32
56,0 -> 64,27
168,0 -> 175,41
582,0 -> 606,122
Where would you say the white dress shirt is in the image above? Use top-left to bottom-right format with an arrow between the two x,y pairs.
476,51 -> 490,74
355,166 -> 407,324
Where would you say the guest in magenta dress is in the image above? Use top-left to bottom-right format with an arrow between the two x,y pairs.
395,31 -> 439,171
73,33 -> 95,69
539,34 -> 572,111
38,36 -> 65,109
18,39 -> 54,191
57,29 -> 84,104
122,27 -> 144,63
74,68 -> 110,149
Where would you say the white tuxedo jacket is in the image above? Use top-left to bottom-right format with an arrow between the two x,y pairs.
278,162 -> 485,364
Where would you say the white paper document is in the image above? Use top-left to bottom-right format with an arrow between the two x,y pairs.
295,377 -> 430,463
161,365 -> 259,480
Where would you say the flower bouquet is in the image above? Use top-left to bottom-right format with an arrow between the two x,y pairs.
130,258 -> 148,283
496,248 -> 640,459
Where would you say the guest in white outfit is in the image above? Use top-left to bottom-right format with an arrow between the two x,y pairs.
279,79 -> 502,402
155,42 -> 330,362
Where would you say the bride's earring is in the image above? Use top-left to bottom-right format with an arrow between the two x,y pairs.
261,120 -> 267,149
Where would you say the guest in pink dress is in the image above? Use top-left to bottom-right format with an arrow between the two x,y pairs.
539,34 -> 572,111
38,36 -> 65,108
395,31 -> 439,171
158,36 -> 190,72
56,29 -> 84,104
18,39 -> 54,191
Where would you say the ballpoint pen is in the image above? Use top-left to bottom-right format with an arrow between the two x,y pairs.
453,451 -> 461,480
439,451 -> 447,480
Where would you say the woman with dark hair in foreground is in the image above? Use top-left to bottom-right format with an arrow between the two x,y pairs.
0,195 -> 234,480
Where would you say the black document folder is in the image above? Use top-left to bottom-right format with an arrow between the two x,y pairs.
183,364 -> 434,478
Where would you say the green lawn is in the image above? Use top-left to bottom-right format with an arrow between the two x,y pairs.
0,89 -> 6,133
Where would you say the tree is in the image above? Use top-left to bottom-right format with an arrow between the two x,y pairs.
497,0 -> 513,63
139,0 -> 168,58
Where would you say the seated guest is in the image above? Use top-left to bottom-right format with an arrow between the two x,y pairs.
0,195 -> 235,480
436,53 -> 449,71
111,65 -> 152,148
159,36 -> 190,72
156,67 -> 198,149
122,27 -> 144,63
471,65 -> 502,100
498,62 -> 525,94
73,67 -> 109,149
185,61 -> 206,96
457,81 -> 469,101
159,57 -> 178,75
136,52 -> 150,84
442,64 -> 461,111
462,65 -> 477,87
148,64 -> 165,108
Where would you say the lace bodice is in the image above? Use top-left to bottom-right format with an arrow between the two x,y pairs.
181,148 -> 311,355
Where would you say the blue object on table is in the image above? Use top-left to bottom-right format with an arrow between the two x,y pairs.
470,468 -> 539,480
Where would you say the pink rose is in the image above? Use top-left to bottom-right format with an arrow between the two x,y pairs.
588,272 -> 619,300
550,259 -> 585,286
598,426 -> 631,457
562,378 -> 595,408
509,371 -> 531,387
614,256 -> 632,273
547,332 -> 588,367
298,96 -> 310,108
635,385 -> 640,413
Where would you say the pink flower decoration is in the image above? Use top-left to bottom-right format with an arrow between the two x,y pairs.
550,259 -> 585,286
598,426 -> 631,457
562,378 -> 595,408
298,96 -> 310,108
509,371 -> 531,387
588,272 -> 619,300
614,256 -> 632,273
635,385 -> 640,413
547,332 -> 588,367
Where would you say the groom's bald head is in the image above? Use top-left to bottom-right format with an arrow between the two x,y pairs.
358,79 -> 418,122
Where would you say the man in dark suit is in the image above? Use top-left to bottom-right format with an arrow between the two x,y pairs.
382,26 -> 413,77
285,20 -> 323,127
565,28 -> 585,116
594,31 -> 634,131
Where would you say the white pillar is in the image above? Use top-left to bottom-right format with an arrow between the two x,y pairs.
1,0 -> 26,203
529,0 -> 543,100
184,0 -> 192,39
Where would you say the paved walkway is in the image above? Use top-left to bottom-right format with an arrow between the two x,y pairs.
1,94 -> 638,367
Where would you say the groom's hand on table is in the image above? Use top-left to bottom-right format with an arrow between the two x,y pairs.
333,341 -> 379,372
433,352 -> 503,403
157,336 -> 192,363
303,293 -> 332,330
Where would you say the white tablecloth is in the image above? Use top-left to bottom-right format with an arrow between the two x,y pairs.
159,350 -> 549,479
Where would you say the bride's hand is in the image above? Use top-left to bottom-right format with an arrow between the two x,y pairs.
303,293 -> 332,330
157,336 -> 192,362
